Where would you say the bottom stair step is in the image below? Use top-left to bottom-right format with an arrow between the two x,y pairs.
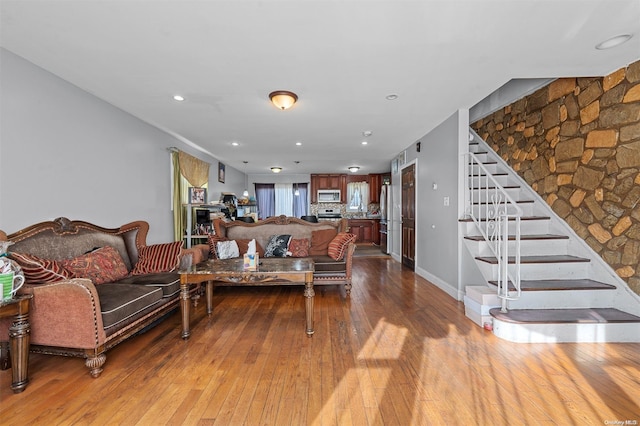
489,308 -> 640,343
487,279 -> 617,291
490,307 -> 640,324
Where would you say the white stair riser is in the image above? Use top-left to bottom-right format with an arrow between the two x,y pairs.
469,203 -> 535,218
503,290 -> 617,309
476,261 -> 591,280
466,238 -> 569,257
469,163 -> 503,174
461,219 -> 552,235
492,320 -> 640,343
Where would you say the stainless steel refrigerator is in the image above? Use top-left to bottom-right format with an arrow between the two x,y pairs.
379,183 -> 391,254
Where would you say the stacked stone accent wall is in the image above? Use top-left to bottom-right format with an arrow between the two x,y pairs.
472,60 -> 640,295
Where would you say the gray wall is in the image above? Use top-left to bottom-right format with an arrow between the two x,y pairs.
397,110 -> 469,298
0,49 -> 243,243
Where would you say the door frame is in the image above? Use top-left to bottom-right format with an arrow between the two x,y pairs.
400,159 -> 418,268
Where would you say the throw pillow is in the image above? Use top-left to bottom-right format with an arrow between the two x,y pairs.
235,238 -> 265,257
9,252 -> 75,284
287,238 -> 310,257
62,246 -> 129,284
131,241 -> 183,275
208,234 -> 227,259
264,234 -> 292,257
216,240 -> 240,259
309,228 -> 338,256
327,232 -> 357,261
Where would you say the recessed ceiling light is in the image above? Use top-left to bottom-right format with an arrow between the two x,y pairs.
173,95 -> 185,101
361,141 -> 368,145
385,94 -> 398,100
295,142 -> 302,146
231,142 -> 239,146
271,167 -> 282,173
595,34 -> 633,50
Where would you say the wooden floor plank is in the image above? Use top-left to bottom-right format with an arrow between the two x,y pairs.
1,256 -> 639,425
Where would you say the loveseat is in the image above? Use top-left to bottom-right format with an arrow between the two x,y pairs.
212,215 -> 356,294
0,217 -> 202,378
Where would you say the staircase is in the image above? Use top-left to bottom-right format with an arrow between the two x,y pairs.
462,130 -> 640,343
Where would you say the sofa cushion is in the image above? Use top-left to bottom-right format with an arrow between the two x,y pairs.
310,229 -> 338,256
264,234 -> 292,257
132,241 -> 182,275
207,234 -> 227,259
114,272 -> 180,298
62,246 -> 129,285
311,255 -> 347,274
235,239 -> 265,257
217,240 -> 239,259
9,252 -> 75,284
96,283 -> 164,333
288,238 -> 310,258
328,233 -> 357,261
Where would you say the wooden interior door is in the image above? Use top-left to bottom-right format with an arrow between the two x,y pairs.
401,163 -> 415,269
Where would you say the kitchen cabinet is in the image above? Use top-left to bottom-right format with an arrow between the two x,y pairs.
348,219 -> 379,245
368,174 -> 382,203
311,174 -> 347,203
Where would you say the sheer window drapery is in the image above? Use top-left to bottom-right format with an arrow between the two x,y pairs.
346,182 -> 369,212
255,183 -> 308,219
275,183 -> 294,217
255,184 -> 275,219
293,183 -> 308,217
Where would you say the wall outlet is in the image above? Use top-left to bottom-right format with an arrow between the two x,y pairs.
443,196 -> 450,206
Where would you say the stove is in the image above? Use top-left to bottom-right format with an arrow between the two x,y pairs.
317,208 -> 342,219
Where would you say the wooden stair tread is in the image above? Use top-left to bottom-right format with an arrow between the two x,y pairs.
475,254 -> 590,264
465,234 -> 568,241
460,215 -> 550,222
471,199 -> 533,204
487,279 -> 616,291
490,308 -> 640,324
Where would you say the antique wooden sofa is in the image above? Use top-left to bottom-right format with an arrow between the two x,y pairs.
212,215 -> 356,294
0,217 -> 202,378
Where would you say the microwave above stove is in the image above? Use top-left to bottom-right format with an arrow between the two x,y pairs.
317,189 -> 341,203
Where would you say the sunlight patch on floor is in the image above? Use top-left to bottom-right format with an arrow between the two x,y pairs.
357,317 -> 408,360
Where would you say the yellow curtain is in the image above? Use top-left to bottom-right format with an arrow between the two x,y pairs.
172,152 -> 184,242
178,151 -> 209,187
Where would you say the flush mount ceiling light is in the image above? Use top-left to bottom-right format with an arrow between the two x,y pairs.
362,130 -> 373,137
595,34 -> 633,50
271,167 -> 282,173
385,94 -> 398,100
269,91 -> 298,110
173,95 -> 185,101
348,166 -> 360,173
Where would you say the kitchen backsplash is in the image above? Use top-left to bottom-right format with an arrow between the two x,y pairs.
311,203 -> 380,218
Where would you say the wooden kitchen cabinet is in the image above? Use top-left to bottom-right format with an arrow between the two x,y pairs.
369,174 -> 381,203
348,219 -> 379,244
311,174 -> 347,203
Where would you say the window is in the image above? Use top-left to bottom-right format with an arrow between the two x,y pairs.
346,182 -> 369,212
255,183 -> 308,219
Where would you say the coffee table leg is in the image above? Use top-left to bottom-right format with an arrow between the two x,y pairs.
206,281 -> 214,314
9,310 -> 30,393
304,274 -> 314,337
180,279 -> 191,339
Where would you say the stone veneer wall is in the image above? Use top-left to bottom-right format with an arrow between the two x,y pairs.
472,60 -> 640,295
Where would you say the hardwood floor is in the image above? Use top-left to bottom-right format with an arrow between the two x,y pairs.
1,256 -> 639,425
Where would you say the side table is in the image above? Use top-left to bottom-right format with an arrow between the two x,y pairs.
0,294 -> 32,393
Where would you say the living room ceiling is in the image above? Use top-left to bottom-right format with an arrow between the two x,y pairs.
1,1 -> 639,175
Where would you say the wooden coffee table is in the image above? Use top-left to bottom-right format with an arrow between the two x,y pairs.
179,257 -> 314,339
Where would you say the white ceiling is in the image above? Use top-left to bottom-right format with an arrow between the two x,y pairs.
2,1 -> 639,175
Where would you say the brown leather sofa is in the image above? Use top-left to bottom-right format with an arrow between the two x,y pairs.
0,217 -> 202,378
212,215 -> 356,294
